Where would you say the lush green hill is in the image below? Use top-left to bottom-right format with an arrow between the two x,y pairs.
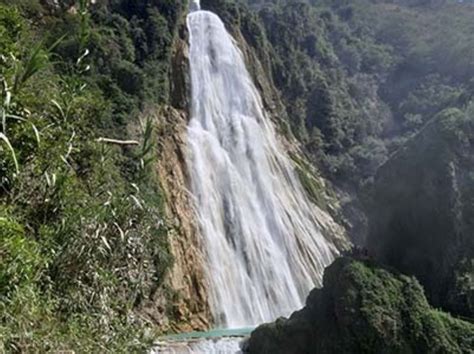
206,0 -> 474,189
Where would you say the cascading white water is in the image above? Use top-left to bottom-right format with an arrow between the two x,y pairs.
186,2 -> 337,328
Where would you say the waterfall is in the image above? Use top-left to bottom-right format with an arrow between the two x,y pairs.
190,0 -> 200,12
186,4 -> 337,328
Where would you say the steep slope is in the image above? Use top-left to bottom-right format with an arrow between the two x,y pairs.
367,106 -> 474,318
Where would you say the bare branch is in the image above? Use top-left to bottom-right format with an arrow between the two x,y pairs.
97,137 -> 139,146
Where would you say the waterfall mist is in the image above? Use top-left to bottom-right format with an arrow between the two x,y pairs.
186,6 -> 337,328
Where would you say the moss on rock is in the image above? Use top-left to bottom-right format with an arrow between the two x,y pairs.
245,257 -> 474,354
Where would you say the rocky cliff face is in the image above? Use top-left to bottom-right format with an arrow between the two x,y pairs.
366,107 -> 474,318
141,33 -> 213,332
152,105 -> 212,332
245,257 -> 474,354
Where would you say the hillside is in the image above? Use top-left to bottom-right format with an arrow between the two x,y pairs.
1,0 -> 473,352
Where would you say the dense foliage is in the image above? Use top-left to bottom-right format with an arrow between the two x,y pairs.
246,257 -> 474,354
0,0 -> 185,351
204,0 -> 474,340
1,0 -> 473,351
205,0 -> 474,189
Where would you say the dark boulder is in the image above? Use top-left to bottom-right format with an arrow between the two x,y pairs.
245,257 -> 474,354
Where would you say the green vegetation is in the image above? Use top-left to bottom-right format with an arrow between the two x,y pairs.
1,0 -> 473,351
246,257 -> 474,354
0,0 -> 185,351
204,3 -> 474,317
206,0 -> 474,189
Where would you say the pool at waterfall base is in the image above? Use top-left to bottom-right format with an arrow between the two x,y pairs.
152,328 -> 254,354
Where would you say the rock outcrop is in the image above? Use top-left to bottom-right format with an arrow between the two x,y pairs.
140,33 -> 212,332
153,106 -> 212,332
245,257 -> 474,354
366,107 -> 474,318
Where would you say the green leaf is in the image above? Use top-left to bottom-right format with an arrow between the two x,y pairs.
0,132 -> 19,174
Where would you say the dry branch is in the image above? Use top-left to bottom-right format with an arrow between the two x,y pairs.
97,137 -> 139,146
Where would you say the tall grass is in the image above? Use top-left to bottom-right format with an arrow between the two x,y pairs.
0,132 -> 18,174
0,2 -> 172,352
